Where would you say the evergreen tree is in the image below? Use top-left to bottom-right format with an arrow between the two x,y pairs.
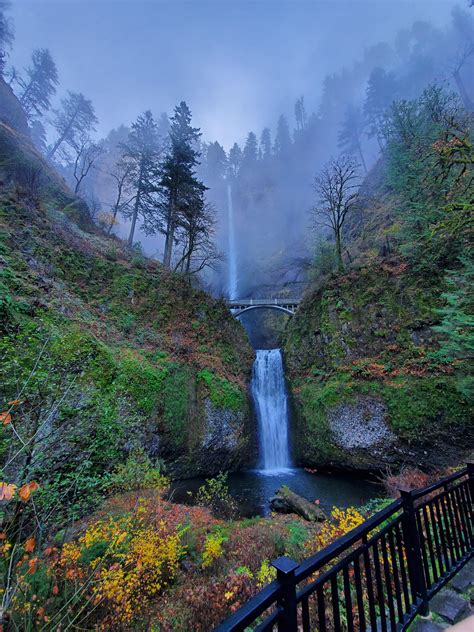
434,256 -> 474,398
48,92 -> 97,160
242,131 -> 258,167
228,142 -> 242,177
159,101 -> 205,268
0,1 -> 13,77
204,141 -> 228,182
260,127 -> 272,159
120,110 -> 160,246
364,67 -> 399,148
338,105 -> 368,173
294,96 -> 307,130
274,115 -> 291,154
17,49 -> 58,119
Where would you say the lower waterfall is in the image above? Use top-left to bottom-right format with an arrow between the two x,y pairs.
251,348 -> 291,471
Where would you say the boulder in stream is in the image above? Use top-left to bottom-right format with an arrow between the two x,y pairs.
269,485 -> 326,522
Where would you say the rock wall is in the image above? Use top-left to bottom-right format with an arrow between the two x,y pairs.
284,260 -> 472,471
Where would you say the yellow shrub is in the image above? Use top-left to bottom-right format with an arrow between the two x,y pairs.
312,506 -> 365,550
202,530 -> 226,569
58,509 -> 185,626
256,559 -> 277,587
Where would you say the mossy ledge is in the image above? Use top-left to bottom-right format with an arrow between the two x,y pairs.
284,259 -> 472,471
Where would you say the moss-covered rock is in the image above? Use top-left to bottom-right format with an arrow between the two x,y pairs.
284,259 -> 472,471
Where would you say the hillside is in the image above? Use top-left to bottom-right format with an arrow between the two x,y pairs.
0,121 -> 255,523
284,87 -> 473,472
284,258 -> 472,470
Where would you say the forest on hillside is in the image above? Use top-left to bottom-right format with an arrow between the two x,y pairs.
0,1 -> 473,630
1,1 -> 473,294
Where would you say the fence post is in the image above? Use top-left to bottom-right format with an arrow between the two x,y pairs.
399,487 -> 429,616
272,556 -> 299,632
467,462 -> 474,501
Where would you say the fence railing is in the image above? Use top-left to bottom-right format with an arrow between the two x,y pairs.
215,464 -> 473,632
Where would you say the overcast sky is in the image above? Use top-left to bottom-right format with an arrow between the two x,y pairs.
10,0 -> 462,148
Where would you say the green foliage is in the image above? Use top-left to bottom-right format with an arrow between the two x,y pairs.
310,238 -> 338,279
197,369 -> 244,411
384,85 -> 473,268
105,448 -> 168,494
195,472 -> 237,518
285,521 -> 310,559
432,256 -> 474,398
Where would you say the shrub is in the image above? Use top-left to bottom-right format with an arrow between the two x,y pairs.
195,472 -> 237,518
105,449 -> 169,494
53,502 -> 185,627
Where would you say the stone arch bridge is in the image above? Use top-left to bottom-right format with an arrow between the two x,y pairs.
227,298 -> 301,317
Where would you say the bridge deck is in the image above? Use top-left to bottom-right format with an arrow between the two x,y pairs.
227,298 -> 301,307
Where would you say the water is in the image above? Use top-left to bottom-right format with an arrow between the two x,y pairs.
169,469 -> 381,517
227,183 -> 238,300
252,349 -> 291,471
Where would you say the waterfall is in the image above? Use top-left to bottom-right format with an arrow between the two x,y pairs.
227,183 -> 238,300
251,349 -> 291,471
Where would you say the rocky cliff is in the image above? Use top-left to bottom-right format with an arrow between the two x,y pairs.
284,259 -> 472,471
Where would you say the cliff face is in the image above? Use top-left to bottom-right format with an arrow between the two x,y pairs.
284,259 -> 472,471
0,121 -> 255,499
0,77 -> 30,136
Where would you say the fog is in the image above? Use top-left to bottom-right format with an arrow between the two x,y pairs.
8,0 -> 473,296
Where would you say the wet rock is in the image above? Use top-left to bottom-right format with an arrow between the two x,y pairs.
328,397 -> 395,449
270,486 -> 326,522
430,589 -> 469,624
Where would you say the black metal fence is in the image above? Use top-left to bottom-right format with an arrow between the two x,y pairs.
215,464 -> 473,632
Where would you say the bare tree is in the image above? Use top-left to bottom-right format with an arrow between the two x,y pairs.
311,156 -> 361,271
174,197 -> 222,276
107,156 -> 134,233
69,136 -> 104,194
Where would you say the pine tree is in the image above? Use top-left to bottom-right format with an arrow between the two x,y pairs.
260,127 -> 272,159
338,105 -> 368,173
17,49 -> 58,119
274,115 -> 291,154
364,68 -> 398,148
48,92 -> 97,160
242,131 -> 258,167
294,96 -> 307,130
0,1 -> 13,77
159,101 -> 205,268
120,110 -> 160,246
204,141 -> 228,182
228,142 -> 242,178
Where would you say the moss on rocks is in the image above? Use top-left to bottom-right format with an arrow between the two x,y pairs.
284,260 -> 472,470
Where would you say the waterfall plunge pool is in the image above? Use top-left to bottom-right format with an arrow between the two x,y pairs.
168,469 -> 382,517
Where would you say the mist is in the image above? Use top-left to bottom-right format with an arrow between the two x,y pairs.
7,0 -> 473,295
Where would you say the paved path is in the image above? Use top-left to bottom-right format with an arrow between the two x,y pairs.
411,559 -> 474,631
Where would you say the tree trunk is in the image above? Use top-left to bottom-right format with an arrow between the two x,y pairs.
128,165 -> 144,247
358,140 -> 368,174
453,70 -> 474,112
335,229 -> 344,271
163,197 -> 176,268
46,104 -> 81,160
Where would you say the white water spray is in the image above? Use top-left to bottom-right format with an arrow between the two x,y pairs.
251,349 -> 291,471
227,183 -> 238,300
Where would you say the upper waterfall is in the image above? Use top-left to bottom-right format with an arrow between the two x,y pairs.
227,183 -> 238,300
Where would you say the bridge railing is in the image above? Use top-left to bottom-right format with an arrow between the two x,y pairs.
215,464 -> 473,632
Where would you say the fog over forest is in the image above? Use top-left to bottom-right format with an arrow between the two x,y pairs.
8,0 -> 474,296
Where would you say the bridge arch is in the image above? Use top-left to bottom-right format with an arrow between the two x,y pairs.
227,298 -> 300,318
231,304 -> 295,317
